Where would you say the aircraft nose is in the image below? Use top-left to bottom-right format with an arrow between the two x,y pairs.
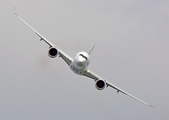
79,54 -> 88,60
76,59 -> 85,67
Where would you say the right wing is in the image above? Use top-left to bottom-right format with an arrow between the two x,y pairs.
83,69 -> 153,107
15,13 -> 72,65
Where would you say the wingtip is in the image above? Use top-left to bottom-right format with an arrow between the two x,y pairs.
14,7 -> 18,17
15,12 -> 18,17
149,105 -> 154,107
148,104 -> 158,108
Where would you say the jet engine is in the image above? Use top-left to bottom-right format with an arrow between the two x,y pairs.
48,47 -> 59,58
95,79 -> 106,90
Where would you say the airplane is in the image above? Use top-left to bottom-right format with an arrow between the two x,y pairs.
15,13 -> 153,107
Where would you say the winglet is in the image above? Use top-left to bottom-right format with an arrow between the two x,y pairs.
148,103 -> 158,108
149,105 -> 154,107
14,7 -> 18,16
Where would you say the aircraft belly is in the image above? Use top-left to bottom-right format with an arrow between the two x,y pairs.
70,65 -> 84,75
70,62 -> 86,75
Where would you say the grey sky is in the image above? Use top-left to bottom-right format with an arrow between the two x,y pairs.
0,0 -> 169,120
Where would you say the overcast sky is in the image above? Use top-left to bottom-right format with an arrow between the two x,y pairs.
0,0 -> 169,120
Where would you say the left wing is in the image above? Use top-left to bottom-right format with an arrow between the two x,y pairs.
83,69 -> 153,107
15,13 -> 72,65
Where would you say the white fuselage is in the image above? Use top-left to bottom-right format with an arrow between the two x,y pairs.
70,51 -> 90,75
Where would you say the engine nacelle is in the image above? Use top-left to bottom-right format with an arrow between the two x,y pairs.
95,79 -> 106,90
48,47 -> 59,58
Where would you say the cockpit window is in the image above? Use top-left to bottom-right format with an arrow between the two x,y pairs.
79,54 -> 88,60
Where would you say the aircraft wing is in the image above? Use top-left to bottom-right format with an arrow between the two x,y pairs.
15,13 -> 72,65
83,70 -> 153,107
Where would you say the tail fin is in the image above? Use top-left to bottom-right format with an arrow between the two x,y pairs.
88,45 -> 96,55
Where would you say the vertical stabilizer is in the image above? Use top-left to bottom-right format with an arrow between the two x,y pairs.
89,45 -> 96,55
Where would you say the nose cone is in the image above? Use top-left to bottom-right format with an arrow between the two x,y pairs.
76,58 -> 85,67
74,51 -> 90,69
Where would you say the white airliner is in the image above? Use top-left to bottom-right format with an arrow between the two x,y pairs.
15,13 -> 153,107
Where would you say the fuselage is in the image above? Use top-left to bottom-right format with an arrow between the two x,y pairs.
70,51 -> 90,75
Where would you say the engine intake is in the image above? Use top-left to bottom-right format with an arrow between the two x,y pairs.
95,79 -> 106,90
48,47 -> 59,58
